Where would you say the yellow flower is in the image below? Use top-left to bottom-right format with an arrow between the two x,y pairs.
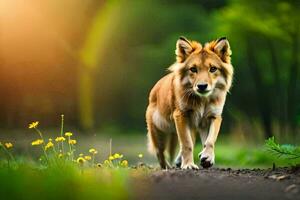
84,155 -> 91,161
77,157 -> 85,164
65,132 -> 73,137
109,155 -> 114,161
96,163 -> 102,168
113,153 -> 123,159
45,141 -> 54,150
55,136 -> 66,142
4,142 -> 13,149
29,121 -> 39,129
69,139 -> 77,145
79,153 -> 83,157
58,153 -> 63,158
49,138 -> 52,142
120,160 -> 128,167
31,139 -> 44,146
138,153 -> 143,158
89,148 -> 96,153
104,160 -> 110,165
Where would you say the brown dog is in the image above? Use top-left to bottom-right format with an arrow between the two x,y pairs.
146,36 -> 233,169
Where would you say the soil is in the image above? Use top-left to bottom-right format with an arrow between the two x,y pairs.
133,167 -> 300,200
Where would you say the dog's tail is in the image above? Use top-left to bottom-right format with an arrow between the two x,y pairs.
147,131 -> 157,155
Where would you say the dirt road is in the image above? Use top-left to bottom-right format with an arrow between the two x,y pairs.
134,167 -> 300,200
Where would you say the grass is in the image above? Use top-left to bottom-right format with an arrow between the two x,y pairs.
0,116 -> 149,200
0,116 -> 297,200
0,162 -> 131,200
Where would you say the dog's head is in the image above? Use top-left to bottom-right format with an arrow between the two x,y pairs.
169,36 -> 233,97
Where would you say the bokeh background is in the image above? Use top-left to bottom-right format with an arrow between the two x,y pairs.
0,0 -> 299,150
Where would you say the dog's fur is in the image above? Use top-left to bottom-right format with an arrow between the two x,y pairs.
146,36 -> 233,169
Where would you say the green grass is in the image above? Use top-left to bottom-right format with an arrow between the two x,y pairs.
1,129 -> 292,168
0,161 -> 132,200
0,131 -> 296,200
0,140 -> 289,200
1,117 -> 298,200
194,143 -> 292,168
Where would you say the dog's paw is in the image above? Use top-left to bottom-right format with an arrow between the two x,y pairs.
175,156 -> 182,168
181,162 -> 199,170
199,148 -> 215,169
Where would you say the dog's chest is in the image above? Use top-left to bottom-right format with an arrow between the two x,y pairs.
189,104 -> 222,128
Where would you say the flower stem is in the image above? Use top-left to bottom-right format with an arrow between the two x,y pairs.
42,146 -> 49,162
60,115 -> 64,153
35,128 -> 44,141
68,136 -> 72,160
1,146 -> 16,164
109,138 -> 112,156
92,154 -> 95,166
34,128 -> 48,162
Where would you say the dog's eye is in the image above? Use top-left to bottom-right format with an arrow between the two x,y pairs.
209,66 -> 218,73
189,67 -> 197,73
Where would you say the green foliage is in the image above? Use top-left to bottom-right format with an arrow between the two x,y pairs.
194,143 -> 288,168
0,163 -> 130,200
265,137 -> 300,164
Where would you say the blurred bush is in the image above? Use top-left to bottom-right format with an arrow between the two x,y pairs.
0,0 -> 299,142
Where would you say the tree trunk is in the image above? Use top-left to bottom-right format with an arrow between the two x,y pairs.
246,38 -> 273,138
267,39 -> 286,136
287,27 -> 299,134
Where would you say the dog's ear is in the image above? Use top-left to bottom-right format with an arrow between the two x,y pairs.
211,37 -> 232,63
175,36 -> 201,63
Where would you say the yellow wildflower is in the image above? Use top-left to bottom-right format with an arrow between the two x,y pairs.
58,153 -> 63,158
4,142 -> 13,149
79,153 -> 83,157
138,153 -> 143,158
89,148 -> 96,153
120,160 -> 128,167
45,141 -> 54,150
49,138 -> 52,142
109,155 -> 114,160
29,121 -> 39,129
31,139 -> 44,146
84,155 -> 91,161
65,132 -> 73,137
55,136 -> 66,142
69,139 -> 77,145
113,153 -> 123,159
96,163 -> 102,168
77,157 -> 85,164
104,160 -> 110,165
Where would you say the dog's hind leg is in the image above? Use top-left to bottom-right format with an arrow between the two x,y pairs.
148,128 -> 170,169
147,117 -> 170,169
167,132 -> 177,164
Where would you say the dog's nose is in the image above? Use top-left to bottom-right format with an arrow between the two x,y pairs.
197,84 -> 208,92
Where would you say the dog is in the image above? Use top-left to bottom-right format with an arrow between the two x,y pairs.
146,36 -> 233,169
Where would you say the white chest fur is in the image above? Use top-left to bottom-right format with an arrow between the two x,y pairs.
190,102 -> 224,129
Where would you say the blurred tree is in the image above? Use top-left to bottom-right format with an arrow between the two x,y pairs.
0,0 -> 298,142
79,0 -> 122,130
89,0 -> 221,130
215,0 -> 300,138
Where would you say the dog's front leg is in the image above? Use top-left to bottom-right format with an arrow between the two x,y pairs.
173,110 -> 198,170
199,116 -> 222,168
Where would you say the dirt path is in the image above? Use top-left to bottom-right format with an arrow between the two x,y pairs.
134,167 -> 300,200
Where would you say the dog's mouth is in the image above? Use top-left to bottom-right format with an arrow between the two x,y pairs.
194,89 -> 212,97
